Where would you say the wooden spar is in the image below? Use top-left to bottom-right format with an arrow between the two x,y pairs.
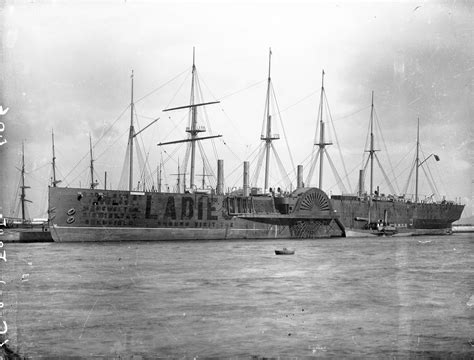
415,117 -> 420,203
369,91 -> 375,199
318,70 -> 325,189
134,117 -> 159,137
129,70 -> 135,192
157,134 -> 222,146
163,101 -> 220,112
264,48 -> 272,191
20,141 -> 32,222
51,129 -> 61,187
89,134 -> 97,189
260,48 -> 280,191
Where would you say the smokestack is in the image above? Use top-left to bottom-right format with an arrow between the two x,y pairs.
358,169 -> 365,197
297,165 -> 303,189
217,159 -> 224,195
243,161 -> 249,197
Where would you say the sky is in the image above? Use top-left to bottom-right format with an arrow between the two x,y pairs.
0,0 -> 472,219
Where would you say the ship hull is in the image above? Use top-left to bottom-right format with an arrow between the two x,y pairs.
331,195 -> 464,237
47,187 -> 463,242
50,224 -> 285,242
0,228 -> 53,243
48,187 -> 344,242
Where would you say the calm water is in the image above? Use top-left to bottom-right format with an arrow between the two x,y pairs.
1,233 -> 473,359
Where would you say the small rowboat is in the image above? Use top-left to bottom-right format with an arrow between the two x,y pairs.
275,248 -> 295,255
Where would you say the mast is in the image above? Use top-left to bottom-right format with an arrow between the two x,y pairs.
158,163 -> 162,193
190,49 -> 197,189
202,162 -> 205,189
20,141 -> 31,222
369,91 -> 375,198
318,71 -> 325,188
51,129 -> 61,187
89,134 -> 97,189
415,117 -> 420,203
177,162 -> 181,193
260,48 -> 280,191
160,48 -> 221,192
315,70 -> 333,189
129,70 -> 135,191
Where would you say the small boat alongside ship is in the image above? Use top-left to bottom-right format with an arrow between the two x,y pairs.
275,248 -> 295,255
47,51 -> 464,242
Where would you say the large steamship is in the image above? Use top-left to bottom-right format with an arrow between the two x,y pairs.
48,51 -> 464,242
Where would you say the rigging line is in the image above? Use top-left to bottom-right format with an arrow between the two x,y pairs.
247,141 -> 265,168
221,139 -> 243,163
323,91 -> 352,193
195,76 -> 219,161
334,105 -> 371,122
270,83 -> 296,174
251,143 -> 266,186
182,141 -> 191,183
299,149 -> 316,169
95,128 -> 129,162
163,143 -> 185,165
430,151 -> 448,198
325,151 -> 348,194
27,161 -> 50,174
134,113 -> 161,121
362,154 -> 370,175
118,140 -> 131,190
93,104 -> 131,149
374,153 -> 396,195
276,88 -> 320,116
236,140 -> 264,182
246,141 -> 264,161
391,143 -> 417,173
197,140 -> 216,180
195,69 -> 222,102
140,150 -> 156,190
362,108 -> 371,169
161,144 -> 184,166
66,165 -> 91,188
161,113 -> 189,143
62,105 -> 130,183
218,107 -> 247,147
420,148 -> 440,196
305,148 -> 321,186
226,160 -> 245,182
373,108 -> 400,193
165,70 -> 193,111
135,137 -> 148,189
10,178 -> 21,215
332,152 -> 370,193
390,161 -> 415,191
94,104 -> 131,149
134,107 -> 154,186
135,67 -> 191,104
250,143 -> 263,185
271,143 -> 292,189
217,79 -> 267,101
420,164 -> 438,200
403,156 -> 417,196
341,159 -> 368,193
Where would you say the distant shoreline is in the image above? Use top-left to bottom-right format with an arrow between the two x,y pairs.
452,225 -> 474,233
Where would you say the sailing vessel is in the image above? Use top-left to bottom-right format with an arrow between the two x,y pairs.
1,142 -> 53,242
48,51 -> 345,242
